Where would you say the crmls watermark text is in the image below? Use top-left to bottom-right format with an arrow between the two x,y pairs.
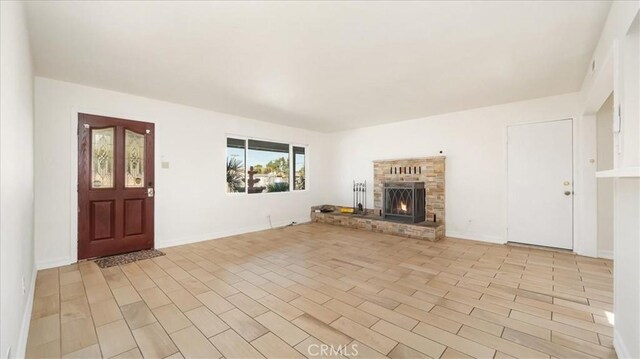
307,343 -> 359,357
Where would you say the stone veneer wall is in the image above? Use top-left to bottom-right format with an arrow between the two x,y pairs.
373,156 -> 445,223
311,206 -> 444,241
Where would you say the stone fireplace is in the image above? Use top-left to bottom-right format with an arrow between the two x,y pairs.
311,156 -> 445,241
383,182 -> 425,223
374,156 -> 445,226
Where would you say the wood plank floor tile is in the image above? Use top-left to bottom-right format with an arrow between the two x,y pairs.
392,303 -> 455,332
371,320 -> 445,358
111,285 -> 142,307
331,317 -> 397,355
430,305 -> 504,336
458,326 -> 549,358
96,319 -> 137,358
165,288 -> 202,312
290,296 -> 341,324
413,321 -> 495,358
219,308 -> 269,341
258,294 -> 304,321
358,301 -> 417,330
61,343 -> 101,359
25,224 -> 616,359
509,310 -> 600,344
251,332 -> 305,358
255,311 -> 309,346
210,329 -> 265,359
121,300 -> 157,330
138,286 -> 172,309
152,303 -> 192,334
292,314 -> 352,347
132,322 -> 179,358
387,343 -> 430,359
470,308 -> 551,340
324,299 -> 379,327
184,306 -> 230,338
551,332 -> 616,358
501,327 -> 598,359
170,326 -> 222,359
227,292 -> 269,317
111,348 -> 143,359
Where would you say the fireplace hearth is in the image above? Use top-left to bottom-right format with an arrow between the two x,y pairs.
383,182 -> 425,223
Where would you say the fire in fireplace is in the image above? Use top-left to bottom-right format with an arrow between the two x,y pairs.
383,182 -> 426,223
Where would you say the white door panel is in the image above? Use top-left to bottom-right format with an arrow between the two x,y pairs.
507,119 -> 573,249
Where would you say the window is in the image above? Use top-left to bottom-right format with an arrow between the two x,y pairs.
248,139 -> 289,193
226,138 -> 246,193
293,146 -> 305,190
226,137 -> 306,194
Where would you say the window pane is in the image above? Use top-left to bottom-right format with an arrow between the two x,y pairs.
91,127 -> 114,188
293,146 -> 305,190
227,138 -> 246,193
248,140 -> 289,193
125,130 -> 145,188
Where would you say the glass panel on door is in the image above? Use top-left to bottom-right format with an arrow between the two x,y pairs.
91,127 -> 114,188
125,129 -> 145,188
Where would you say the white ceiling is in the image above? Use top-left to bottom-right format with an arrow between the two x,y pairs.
25,1 -> 610,132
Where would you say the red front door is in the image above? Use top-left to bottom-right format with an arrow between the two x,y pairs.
78,113 -> 154,260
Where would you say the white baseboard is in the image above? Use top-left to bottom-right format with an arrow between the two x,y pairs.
598,249 -> 614,260
614,328 -> 633,359
15,265 -> 37,358
36,256 -> 74,270
35,218 -> 312,268
157,217 -> 311,249
445,231 -> 505,244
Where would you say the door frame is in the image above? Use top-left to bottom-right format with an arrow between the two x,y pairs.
68,108 -> 157,263
504,118 -> 576,250
77,113 -> 155,259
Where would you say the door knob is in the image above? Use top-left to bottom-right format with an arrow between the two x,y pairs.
564,191 -> 572,196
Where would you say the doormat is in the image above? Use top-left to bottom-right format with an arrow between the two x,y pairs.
93,249 -> 165,269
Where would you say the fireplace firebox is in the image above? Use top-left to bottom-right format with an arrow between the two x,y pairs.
383,182 -> 426,223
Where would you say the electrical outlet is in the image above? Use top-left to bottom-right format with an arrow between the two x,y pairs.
21,276 -> 26,295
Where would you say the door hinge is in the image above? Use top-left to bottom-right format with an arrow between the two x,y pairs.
618,104 -> 622,122
614,104 -> 622,133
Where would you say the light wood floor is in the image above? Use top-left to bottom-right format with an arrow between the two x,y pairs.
26,223 -> 615,359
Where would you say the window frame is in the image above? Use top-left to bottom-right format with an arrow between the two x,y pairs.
225,137 -> 248,195
225,135 -> 308,195
292,145 -> 306,191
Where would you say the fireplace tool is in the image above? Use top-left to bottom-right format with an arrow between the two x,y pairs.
353,180 -> 367,214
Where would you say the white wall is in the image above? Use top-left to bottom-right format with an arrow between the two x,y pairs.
34,77 -> 332,269
0,2 -> 36,358
611,10 -> 639,359
596,94 -> 614,257
326,93 -> 580,244
579,2 -> 639,358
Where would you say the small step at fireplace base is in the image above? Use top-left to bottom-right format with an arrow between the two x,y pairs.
311,205 -> 444,241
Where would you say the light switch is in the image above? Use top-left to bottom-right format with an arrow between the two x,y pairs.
161,161 -> 170,169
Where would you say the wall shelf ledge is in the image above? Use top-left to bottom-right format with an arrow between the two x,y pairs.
595,167 -> 640,178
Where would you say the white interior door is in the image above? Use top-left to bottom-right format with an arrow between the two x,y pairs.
507,119 -> 573,249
